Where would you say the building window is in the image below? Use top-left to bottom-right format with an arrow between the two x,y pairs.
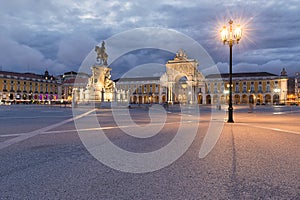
23,82 -> 27,91
250,82 -> 254,92
258,85 -> 262,93
30,82 -> 33,91
243,86 -> 247,93
214,83 -> 218,93
17,81 -> 21,91
220,83 -> 224,93
46,84 -> 48,93
250,84 -> 255,93
35,83 -> 38,92
235,82 -> 239,93
10,80 -> 14,91
258,82 -> 262,93
207,83 -> 210,93
68,87 -> 72,96
3,80 -> 7,91
266,85 -> 270,92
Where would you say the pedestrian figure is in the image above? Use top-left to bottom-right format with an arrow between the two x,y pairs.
248,97 -> 254,113
248,103 -> 254,113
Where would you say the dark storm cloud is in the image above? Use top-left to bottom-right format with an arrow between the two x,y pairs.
57,32 -> 98,69
0,0 -> 299,76
109,49 -> 174,79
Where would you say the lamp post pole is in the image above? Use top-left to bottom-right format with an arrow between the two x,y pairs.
228,40 -> 234,122
220,19 -> 242,123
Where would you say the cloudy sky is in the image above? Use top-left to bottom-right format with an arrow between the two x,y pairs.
0,0 -> 299,78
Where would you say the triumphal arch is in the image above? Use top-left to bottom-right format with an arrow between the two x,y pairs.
160,49 -> 206,104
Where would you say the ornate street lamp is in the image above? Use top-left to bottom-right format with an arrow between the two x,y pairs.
220,20 -> 242,123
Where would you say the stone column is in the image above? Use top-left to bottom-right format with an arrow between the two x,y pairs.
79,88 -> 84,101
127,90 -> 130,103
187,81 -> 193,104
271,93 -> 274,104
159,85 -> 162,103
202,85 -> 206,104
168,82 -> 173,103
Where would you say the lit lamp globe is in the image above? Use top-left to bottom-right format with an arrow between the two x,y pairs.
181,82 -> 187,89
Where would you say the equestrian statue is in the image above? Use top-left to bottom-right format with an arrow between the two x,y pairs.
95,41 -> 108,65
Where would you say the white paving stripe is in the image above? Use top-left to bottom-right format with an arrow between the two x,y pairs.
0,115 -> 73,120
0,109 -> 96,150
0,120 -> 201,138
238,123 -> 300,135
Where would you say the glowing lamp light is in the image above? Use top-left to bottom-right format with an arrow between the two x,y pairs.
221,26 -> 228,43
274,88 -> 281,93
234,24 -> 242,42
220,20 -> 242,45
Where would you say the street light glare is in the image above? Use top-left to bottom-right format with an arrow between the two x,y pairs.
220,20 -> 243,44
234,24 -> 242,41
221,26 -> 228,42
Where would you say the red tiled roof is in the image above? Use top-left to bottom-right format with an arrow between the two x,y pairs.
63,78 -> 89,84
205,72 -> 278,79
0,70 -> 43,79
115,77 -> 160,82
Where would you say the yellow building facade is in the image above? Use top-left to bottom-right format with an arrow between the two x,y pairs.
205,70 -> 288,105
116,49 -> 205,105
116,50 -> 288,106
296,72 -> 300,103
0,70 -> 59,104
116,77 -> 162,104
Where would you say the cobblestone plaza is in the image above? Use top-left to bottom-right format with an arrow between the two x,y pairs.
0,104 -> 299,199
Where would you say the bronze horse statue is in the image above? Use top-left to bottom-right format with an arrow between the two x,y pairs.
95,41 -> 108,65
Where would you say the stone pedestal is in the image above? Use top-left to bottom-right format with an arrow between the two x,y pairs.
84,64 -> 115,102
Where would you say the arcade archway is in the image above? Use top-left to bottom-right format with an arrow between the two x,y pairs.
273,94 -> 279,104
206,95 -> 211,104
265,94 -> 271,104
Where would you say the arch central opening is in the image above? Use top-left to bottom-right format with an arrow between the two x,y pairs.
174,75 -> 188,104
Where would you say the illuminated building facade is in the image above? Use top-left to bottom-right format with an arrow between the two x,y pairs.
205,69 -> 288,105
116,49 -> 206,105
116,50 -> 289,106
116,77 -> 162,104
58,71 -> 90,102
295,72 -> 300,104
0,70 -> 59,103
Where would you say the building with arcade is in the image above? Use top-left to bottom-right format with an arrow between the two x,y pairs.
205,69 -> 288,105
116,50 -> 288,105
0,70 -> 59,104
